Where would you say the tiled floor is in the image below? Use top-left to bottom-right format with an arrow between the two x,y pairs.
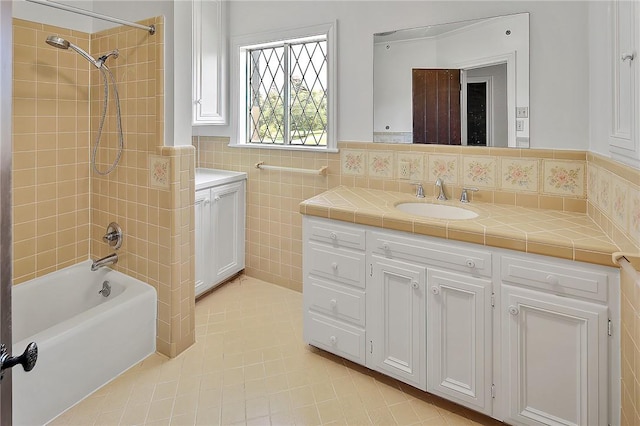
50,275 -> 501,425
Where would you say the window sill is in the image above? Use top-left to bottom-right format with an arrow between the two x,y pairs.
228,143 -> 339,153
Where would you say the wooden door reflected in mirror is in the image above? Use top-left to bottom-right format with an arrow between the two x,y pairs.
412,69 -> 461,145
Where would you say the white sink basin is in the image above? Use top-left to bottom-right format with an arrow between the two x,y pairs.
395,202 -> 478,220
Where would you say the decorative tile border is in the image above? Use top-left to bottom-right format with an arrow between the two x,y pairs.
629,185 -> 640,246
397,153 -> 424,181
500,158 -> 539,192
542,160 -> 585,197
427,154 -> 458,184
368,151 -> 394,178
596,168 -> 612,216
462,156 -> 497,188
341,149 -> 366,176
611,177 -> 628,231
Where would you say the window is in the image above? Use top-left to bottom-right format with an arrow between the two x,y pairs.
231,23 -> 337,151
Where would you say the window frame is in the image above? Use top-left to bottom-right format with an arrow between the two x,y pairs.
230,22 -> 337,152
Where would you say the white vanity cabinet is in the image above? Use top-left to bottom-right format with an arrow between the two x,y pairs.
499,254 -> 613,426
195,169 -> 246,298
302,219 -> 367,364
302,216 -> 620,425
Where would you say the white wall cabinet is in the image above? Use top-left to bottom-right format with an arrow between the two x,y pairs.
367,257 -> 426,390
302,216 -> 620,425
501,285 -> 608,426
610,0 -> 639,164
427,268 -> 493,415
192,0 -> 227,125
195,180 -> 245,297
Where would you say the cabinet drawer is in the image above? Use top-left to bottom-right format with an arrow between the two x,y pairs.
304,277 -> 365,327
307,242 -> 366,288
304,312 -> 366,365
307,218 -> 366,251
369,231 -> 492,278
501,255 -> 609,302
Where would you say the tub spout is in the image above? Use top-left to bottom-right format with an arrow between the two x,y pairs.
91,253 -> 118,271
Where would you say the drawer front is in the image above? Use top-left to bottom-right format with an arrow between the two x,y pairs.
305,277 -> 365,327
307,243 -> 366,288
501,255 -> 608,302
369,231 -> 492,278
307,218 -> 366,251
304,312 -> 366,365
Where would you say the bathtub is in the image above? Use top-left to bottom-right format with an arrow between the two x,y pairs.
11,260 -> 157,426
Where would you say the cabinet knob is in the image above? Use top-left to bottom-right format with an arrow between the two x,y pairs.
331,262 -> 338,270
330,232 -> 337,240
508,305 -> 520,316
383,243 -> 390,251
412,281 -> 419,289
430,286 -> 439,295
465,259 -> 476,268
546,274 -> 559,285
204,198 -> 210,205
214,195 -> 221,202
330,299 -> 337,309
329,336 -> 337,345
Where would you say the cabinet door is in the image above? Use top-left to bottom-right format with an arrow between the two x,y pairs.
367,257 -> 426,390
195,189 -> 211,295
192,0 -> 227,124
211,181 -> 245,282
427,269 -> 492,415
610,0 -> 639,162
502,285 -> 608,426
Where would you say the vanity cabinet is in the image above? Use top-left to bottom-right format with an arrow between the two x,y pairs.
195,178 -> 246,297
302,216 -> 619,425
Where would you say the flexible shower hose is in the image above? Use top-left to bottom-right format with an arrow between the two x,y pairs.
92,65 -> 123,176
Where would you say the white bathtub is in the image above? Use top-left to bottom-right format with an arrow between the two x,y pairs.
11,260 -> 157,426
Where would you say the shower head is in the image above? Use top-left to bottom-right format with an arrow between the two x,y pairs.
45,35 -> 69,49
45,35 -> 102,69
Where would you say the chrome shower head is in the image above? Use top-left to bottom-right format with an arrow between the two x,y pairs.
45,35 -> 102,69
45,35 -> 69,50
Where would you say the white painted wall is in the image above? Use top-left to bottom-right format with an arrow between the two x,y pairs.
195,1 -> 590,151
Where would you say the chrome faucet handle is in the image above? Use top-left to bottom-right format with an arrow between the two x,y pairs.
460,187 -> 479,203
411,182 -> 425,198
435,178 -> 447,201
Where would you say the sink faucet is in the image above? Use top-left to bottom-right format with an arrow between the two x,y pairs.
412,182 -> 425,198
460,187 -> 479,203
91,253 -> 118,271
435,178 -> 447,201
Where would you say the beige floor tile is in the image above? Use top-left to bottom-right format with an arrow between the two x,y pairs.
54,275 -> 498,426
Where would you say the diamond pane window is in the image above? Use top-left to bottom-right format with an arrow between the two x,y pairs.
246,37 -> 328,146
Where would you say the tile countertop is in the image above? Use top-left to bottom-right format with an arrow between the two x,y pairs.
299,186 -> 621,267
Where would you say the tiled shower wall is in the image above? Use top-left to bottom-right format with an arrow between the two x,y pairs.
587,153 -> 640,426
89,19 -> 195,358
12,19 -> 91,283
11,18 -> 194,358
194,137 -> 591,292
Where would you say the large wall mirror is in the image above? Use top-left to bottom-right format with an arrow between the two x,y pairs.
373,13 -> 529,148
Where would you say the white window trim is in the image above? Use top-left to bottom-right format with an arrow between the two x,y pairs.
230,21 -> 338,152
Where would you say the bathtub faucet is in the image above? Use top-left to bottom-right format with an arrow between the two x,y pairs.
91,253 -> 118,271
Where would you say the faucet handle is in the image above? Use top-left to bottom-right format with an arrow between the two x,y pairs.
410,182 -> 425,198
460,187 -> 479,203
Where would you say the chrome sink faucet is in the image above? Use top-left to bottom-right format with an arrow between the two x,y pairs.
412,182 -> 425,198
460,187 -> 479,203
435,178 -> 447,201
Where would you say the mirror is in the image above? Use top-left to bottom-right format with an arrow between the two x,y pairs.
373,13 -> 529,148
